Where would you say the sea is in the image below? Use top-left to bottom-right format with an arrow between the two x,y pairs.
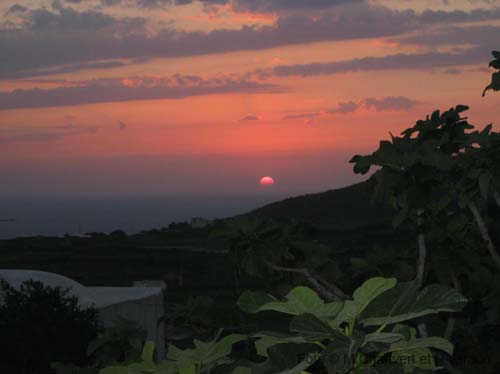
0,193 -> 290,239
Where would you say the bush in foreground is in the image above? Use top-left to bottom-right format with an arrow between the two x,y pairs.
0,279 -> 102,374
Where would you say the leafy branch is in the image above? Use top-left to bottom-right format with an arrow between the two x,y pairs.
482,50 -> 500,96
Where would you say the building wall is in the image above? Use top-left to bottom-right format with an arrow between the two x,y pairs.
97,293 -> 165,361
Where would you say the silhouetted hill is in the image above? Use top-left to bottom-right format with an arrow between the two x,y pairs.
248,178 -> 393,229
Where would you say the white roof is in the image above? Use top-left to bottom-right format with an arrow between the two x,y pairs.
88,287 -> 162,308
0,269 -> 162,309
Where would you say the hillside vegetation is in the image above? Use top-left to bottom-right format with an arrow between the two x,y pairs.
249,178 -> 393,229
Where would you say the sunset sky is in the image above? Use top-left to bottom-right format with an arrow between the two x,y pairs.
1,0 -> 499,198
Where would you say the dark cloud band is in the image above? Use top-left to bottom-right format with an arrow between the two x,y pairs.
2,4 -> 499,79
282,96 -> 420,120
270,46 -> 491,77
0,75 -> 286,110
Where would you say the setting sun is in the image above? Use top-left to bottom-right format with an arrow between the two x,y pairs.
260,176 -> 275,186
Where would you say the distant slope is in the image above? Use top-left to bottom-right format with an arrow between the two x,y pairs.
247,178 -> 393,229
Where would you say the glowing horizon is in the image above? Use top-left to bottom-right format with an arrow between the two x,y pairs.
1,0 -> 499,196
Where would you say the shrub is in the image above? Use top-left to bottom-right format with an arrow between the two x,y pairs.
0,279 -> 103,374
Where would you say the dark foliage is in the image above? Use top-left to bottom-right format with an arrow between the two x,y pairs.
0,279 -> 103,374
483,50 -> 500,96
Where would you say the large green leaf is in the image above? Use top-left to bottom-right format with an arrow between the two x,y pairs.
352,277 -> 397,316
253,334 -> 307,357
167,332 -> 246,371
360,282 -> 467,326
290,313 -> 338,341
334,278 -> 397,326
239,287 -> 342,319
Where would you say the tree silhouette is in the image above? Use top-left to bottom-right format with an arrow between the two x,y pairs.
483,50 -> 500,96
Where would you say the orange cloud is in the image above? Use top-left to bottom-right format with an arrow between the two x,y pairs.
371,38 -> 400,48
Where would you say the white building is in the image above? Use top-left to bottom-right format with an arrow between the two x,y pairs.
0,269 -> 165,360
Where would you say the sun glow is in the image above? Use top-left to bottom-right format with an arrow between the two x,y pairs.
260,176 -> 275,186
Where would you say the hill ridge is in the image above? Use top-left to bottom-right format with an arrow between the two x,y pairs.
247,178 -> 393,229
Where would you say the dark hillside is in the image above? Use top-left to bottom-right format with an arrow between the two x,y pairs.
248,178 -> 393,229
